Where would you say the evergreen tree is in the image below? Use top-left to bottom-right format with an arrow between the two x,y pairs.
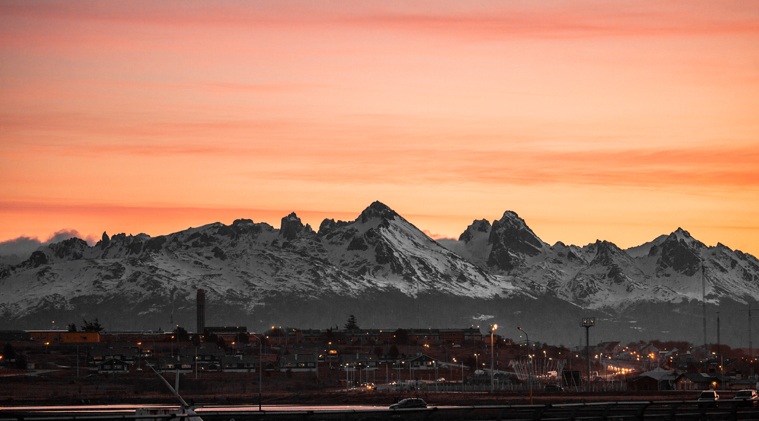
173,326 -> 190,342
14,354 -> 27,370
393,328 -> 408,345
388,345 -> 400,360
2,342 -> 16,360
344,314 -> 359,330
81,318 -> 103,332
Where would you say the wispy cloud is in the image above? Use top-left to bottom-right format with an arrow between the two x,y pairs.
0,229 -> 97,259
3,1 -> 757,39
422,230 -> 455,241
255,144 -> 759,190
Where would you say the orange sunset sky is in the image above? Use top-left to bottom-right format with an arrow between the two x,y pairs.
1,1 -> 758,256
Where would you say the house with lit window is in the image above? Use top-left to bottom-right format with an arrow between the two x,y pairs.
97,357 -> 129,374
674,372 -> 723,390
220,355 -> 258,372
156,356 -> 195,373
403,354 -> 438,370
278,353 -> 318,372
339,353 -> 379,371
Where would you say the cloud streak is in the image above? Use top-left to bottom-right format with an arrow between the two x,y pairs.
1,1 -> 757,256
3,1 -> 757,39
0,229 -> 97,259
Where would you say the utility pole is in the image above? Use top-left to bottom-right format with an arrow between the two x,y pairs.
716,311 -> 720,357
702,265 -> 707,354
740,305 -> 754,361
717,312 -> 723,391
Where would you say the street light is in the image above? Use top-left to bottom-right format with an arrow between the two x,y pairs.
249,333 -> 264,411
490,324 -> 498,392
517,327 -> 529,358
517,327 -> 531,396
581,317 -> 595,391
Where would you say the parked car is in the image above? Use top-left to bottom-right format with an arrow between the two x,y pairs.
734,389 -> 759,407
390,398 -> 428,409
544,384 -> 564,392
697,390 -> 719,408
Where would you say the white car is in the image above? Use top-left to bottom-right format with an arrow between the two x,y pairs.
390,398 -> 427,409
734,389 -> 759,407
697,390 -> 719,408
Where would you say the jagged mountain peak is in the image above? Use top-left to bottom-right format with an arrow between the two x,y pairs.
590,239 -> 623,251
458,219 -> 491,242
441,210 -> 547,271
587,240 -> 629,266
673,227 -> 690,236
662,228 -> 706,251
232,218 -> 255,227
654,229 -> 707,277
358,201 -> 399,223
280,212 -> 310,240
716,242 -> 732,251
626,234 -> 668,258
317,218 -> 350,236
495,210 -> 528,228
96,231 -> 110,250
668,227 -> 698,244
485,211 -> 546,271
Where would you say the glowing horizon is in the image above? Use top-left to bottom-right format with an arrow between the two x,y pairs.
1,1 -> 758,256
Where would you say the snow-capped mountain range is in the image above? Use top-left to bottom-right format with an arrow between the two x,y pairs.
1,201 -> 757,347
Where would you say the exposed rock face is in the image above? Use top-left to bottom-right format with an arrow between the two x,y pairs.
458,219 -> 491,242
100,232 -> 110,249
280,212 -> 306,241
656,229 -> 704,277
28,251 -> 48,268
486,211 -> 545,271
359,201 -> 399,223
318,218 -> 349,237
48,238 -> 88,261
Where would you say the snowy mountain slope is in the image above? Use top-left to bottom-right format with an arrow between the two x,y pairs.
1,201 -> 758,346
439,215 -> 759,309
0,202 -> 514,325
317,202 -> 500,297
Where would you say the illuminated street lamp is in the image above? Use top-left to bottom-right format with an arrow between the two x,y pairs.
581,317 -> 595,391
249,333 -> 264,411
490,324 -> 498,392
517,327 -> 529,357
517,327 -> 531,395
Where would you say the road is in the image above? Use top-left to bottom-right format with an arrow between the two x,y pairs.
2,401 -> 759,421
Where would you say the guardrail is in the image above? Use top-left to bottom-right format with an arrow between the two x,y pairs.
2,400 -> 758,421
